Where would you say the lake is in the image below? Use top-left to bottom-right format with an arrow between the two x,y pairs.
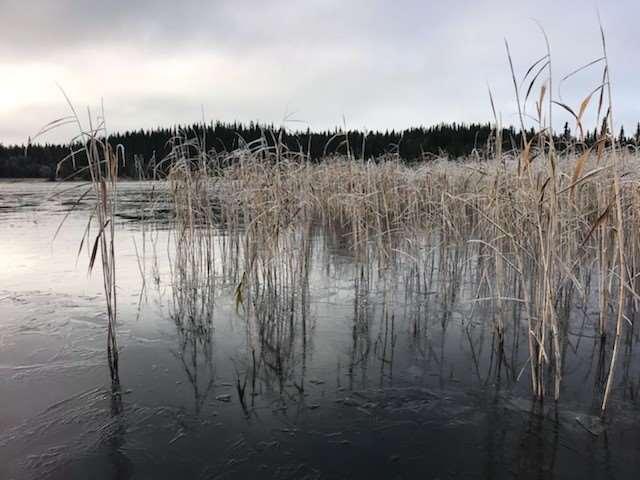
1,180 -> 639,479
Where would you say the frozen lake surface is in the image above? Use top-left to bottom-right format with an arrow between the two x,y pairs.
1,180 -> 639,479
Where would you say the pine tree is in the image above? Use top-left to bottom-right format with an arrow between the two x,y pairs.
619,126 -> 626,145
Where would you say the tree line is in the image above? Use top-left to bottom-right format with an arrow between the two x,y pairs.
1,121 -> 638,179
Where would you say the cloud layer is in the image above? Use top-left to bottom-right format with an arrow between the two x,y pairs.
1,0 -> 637,144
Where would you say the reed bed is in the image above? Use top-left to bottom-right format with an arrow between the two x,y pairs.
157,26 -> 634,414
157,130 -> 640,414
48,111 -> 638,414
43,23 -> 635,415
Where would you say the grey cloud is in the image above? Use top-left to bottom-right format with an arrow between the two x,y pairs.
0,0 -> 638,145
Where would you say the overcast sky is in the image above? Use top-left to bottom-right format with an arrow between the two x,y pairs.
0,0 -> 637,145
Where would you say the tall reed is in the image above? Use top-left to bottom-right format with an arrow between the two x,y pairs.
37,98 -> 123,384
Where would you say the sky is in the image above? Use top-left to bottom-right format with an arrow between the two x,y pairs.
0,0 -> 638,145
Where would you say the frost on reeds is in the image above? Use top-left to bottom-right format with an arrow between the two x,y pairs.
163,119 -> 638,413
163,45 -> 640,410
35,97 -> 123,385
165,131 -> 217,324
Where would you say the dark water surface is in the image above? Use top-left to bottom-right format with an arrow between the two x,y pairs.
1,180 -> 639,479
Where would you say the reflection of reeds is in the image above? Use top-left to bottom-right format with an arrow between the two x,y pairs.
171,306 -> 215,415
241,223 -> 314,395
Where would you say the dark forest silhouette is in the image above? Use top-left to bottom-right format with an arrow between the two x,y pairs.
1,121 -> 638,179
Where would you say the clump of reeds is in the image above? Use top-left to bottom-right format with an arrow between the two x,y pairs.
36,96 -> 123,384
165,128 -> 218,322
158,111 -> 638,411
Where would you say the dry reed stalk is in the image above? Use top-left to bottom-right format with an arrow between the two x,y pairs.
37,97 -> 122,384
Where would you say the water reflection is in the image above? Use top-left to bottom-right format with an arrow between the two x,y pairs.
510,403 -> 560,479
106,385 -> 134,480
168,228 -> 216,415
172,312 -> 215,415
3,181 -> 640,479
238,223 -> 314,408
